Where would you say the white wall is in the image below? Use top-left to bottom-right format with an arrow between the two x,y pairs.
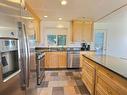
94,5 -> 127,58
40,21 -> 72,46
0,13 -> 19,38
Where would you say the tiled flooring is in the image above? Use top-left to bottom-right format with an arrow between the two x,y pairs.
37,70 -> 90,95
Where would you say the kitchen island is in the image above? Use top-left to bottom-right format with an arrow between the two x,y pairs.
81,51 -> 127,95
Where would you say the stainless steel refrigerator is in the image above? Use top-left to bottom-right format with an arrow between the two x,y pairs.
0,0 -> 37,95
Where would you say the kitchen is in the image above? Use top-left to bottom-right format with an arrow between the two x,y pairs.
0,0 -> 127,95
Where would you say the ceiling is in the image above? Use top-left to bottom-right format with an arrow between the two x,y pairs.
26,0 -> 127,21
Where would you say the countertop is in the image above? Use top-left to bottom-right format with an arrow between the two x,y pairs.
82,52 -> 127,79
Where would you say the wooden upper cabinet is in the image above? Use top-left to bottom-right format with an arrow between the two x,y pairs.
72,20 -> 93,42
72,21 -> 83,42
82,21 -> 93,42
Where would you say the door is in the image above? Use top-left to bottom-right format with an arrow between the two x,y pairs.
94,29 -> 107,54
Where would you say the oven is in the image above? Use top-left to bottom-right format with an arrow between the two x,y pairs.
36,52 -> 45,85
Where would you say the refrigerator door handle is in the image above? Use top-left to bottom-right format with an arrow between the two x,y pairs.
22,24 -> 30,87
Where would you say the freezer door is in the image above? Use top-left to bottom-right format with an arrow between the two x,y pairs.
19,22 -> 37,95
18,22 -> 30,88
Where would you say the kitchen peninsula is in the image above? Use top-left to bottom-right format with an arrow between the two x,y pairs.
81,51 -> 127,95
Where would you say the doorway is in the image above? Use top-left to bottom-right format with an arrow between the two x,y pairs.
94,29 -> 107,54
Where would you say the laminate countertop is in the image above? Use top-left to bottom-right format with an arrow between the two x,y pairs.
82,52 -> 127,79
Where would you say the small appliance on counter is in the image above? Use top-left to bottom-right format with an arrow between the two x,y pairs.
81,43 -> 90,51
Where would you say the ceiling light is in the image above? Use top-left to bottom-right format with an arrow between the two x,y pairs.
57,24 -> 64,28
58,17 -> 62,20
21,16 -> 34,20
44,15 -> 48,18
61,0 -> 67,5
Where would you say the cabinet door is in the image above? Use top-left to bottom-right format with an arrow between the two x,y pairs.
45,52 -> 59,68
58,52 -> 67,68
82,22 -> 93,42
95,66 -> 127,95
72,21 -> 83,42
81,58 -> 96,95
72,21 -> 93,42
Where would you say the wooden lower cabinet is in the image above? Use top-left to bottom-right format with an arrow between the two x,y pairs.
45,52 -> 59,68
81,55 -> 127,95
45,52 -> 67,68
95,65 -> 127,95
58,52 -> 67,68
81,56 -> 96,95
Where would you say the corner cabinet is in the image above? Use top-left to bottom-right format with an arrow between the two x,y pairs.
80,55 -> 127,95
72,21 -> 93,42
45,52 -> 67,68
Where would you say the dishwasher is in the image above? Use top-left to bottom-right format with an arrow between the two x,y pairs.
36,52 -> 45,85
67,48 -> 80,68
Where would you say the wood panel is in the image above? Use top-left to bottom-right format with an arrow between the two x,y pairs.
95,65 -> 127,95
81,55 -> 96,95
45,52 -> 59,68
82,21 -> 93,42
58,52 -> 67,68
72,21 -> 83,42
72,20 -> 93,42
45,52 -> 67,68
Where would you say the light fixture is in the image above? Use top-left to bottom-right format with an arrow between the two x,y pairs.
58,17 -> 62,20
21,16 -> 34,20
57,24 -> 64,28
44,15 -> 48,18
7,0 -> 20,4
61,0 -> 67,5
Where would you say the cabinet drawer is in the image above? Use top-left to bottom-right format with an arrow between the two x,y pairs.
95,86 -> 107,95
83,57 -> 96,68
96,74 -> 120,95
96,66 -> 127,95
82,73 -> 94,95
82,60 -> 95,78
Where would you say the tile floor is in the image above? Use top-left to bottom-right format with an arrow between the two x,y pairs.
37,70 -> 90,95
